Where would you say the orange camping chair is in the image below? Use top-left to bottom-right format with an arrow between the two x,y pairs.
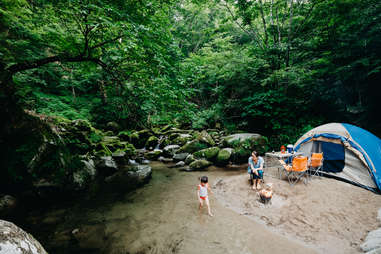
309,153 -> 324,178
279,156 -> 308,186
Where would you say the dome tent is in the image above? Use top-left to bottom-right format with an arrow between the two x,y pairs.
294,123 -> 381,192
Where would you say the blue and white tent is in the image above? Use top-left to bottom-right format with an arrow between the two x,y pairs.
294,123 -> 381,192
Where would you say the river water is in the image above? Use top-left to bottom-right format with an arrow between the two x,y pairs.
22,162 -> 316,254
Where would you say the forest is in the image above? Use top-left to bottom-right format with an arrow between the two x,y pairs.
1,0 -> 381,253
1,0 -> 381,194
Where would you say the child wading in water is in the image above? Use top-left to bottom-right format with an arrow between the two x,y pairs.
197,176 -> 213,216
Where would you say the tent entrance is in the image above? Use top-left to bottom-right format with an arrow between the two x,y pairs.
312,141 -> 345,173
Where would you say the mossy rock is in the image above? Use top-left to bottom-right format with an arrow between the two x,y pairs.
194,130 -> 215,146
177,140 -> 208,154
160,125 -> 172,133
216,148 -> 234,165
193,147 -> 220,160
169,133 -> 180,141
189,159 -> 212,170
117,131 -> 131,142
222,133 -> 268,150
145,136 -> 159,149
145,149 -> 163,160
185,154 -> 195,165
232,147 -> 251,163
106,121 -> 120,132
172,134 -> 192,146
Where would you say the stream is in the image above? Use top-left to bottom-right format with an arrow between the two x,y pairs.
19,162 -> 316,254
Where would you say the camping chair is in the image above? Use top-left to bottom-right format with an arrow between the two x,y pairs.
279,156 -> 308,186
308,153 -> 324,178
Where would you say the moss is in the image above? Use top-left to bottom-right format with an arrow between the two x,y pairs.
193,147 -> 220,160
189,159 -> 212,170
216,148 -> 234,165
145,136 -> 159,149
178,140 -> 208,153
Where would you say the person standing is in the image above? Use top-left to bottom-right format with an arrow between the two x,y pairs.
248,151 -> 264,190
197,176 -> 213,216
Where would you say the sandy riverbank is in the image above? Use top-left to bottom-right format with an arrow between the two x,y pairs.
213,165 -> 381,254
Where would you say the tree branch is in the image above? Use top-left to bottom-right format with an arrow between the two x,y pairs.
6,54 -> 100,74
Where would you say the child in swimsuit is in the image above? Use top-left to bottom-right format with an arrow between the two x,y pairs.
197,176 -> 213,216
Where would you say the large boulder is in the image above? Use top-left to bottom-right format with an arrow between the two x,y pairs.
222,133 -> 268,163
0,220 -> 47,254
216,148 -> 234,165
185,154 -> 195,165
105,165 -> 152,191
72,158 -> 97,190
172,134 -> 193,146
177,140 -> 208,154
173,153 -> 189,161
189,159 -> 212,170
193,147 -> 220,161
96,156 -> 118,176
145,149 -> 163,160
145,136 -> 159,150
163,145 -> 180,157
194,130 -> 215,146
222,133 -> 267,150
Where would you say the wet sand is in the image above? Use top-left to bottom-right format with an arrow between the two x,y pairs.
25,162 -> 380,254
100,162 -> 316,254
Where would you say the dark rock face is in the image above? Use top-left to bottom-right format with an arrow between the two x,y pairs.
0,195 -> 17,217
173,153 -> 189,161
104,165 -> 152,191
0,220 -> 48,254
163,145 -> 180,157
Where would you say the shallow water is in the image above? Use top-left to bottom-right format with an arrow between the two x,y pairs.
22,162 -> 316,254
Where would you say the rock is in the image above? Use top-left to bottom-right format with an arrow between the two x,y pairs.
169,161 -> 186,168
163,145 -> 180,157
96,156 -> 118,176
195,130 -> 215,146
72,228 -> 80,235
145,149 -> 162,160
145,136 -> 159,150
141,159 -> 150,164
72,119 -> 92,132
73,158 -> 97,190
173,153 -> 189,161
361,228 -> 381,252
172,134 -> 193,146
232,147 -> 251,163
193,147 -> 220,160
129,132 -> 140,147
106,121 -> 120,132
112,151 -> 127,164
175,161 -> 185,167
223,133 -> 267,150
177,140 -> 208,154
0,195 -> 17,216
105,165 -> 152,190
189,159 -> 212,170
158,156 -> 173,163
160,125 -> 172,133
216,148 -> 234,165
117,131 -> 130,141
0,220 -> 47,254
185,154 -> 195,165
